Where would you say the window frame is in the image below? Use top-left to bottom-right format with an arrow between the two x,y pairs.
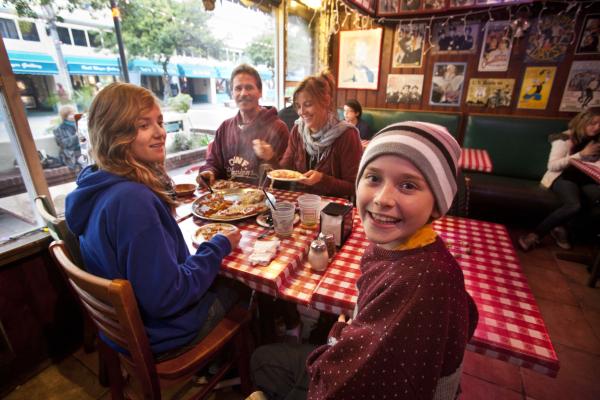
71,28 -> 88,47
0,17 -> 19,40
56,26 -> 72,45
17,20 -> 40,42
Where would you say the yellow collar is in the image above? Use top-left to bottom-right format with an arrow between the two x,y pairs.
393,224 -> 437,251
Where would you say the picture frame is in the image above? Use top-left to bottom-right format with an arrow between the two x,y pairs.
448,0 -> 474,7
431,21 -> 480,54
517,66 -> 556,110
525,15 -> 575,63
478,21 -> 513,72
429,62 -> 466,106
391,23 -> 426,68
466,78 -> 515,108
386,74 -> 424,104
423,0 -> 446,10
559,61 -> 600,112
337,28 -> 383,90
378,0 -> 399,15
575,14 -> 600,55
401,0 -> 422,11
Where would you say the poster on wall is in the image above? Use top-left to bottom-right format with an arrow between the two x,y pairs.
391,23 -> 426,68
448,0 -> 474,7
478,21 -> 513,72
386,74 -> 424,104
401,0 -> 421,11
378,0 -> 399,14
517,67 -> 556,110
429,62 -> 466,106
337,28 -> 383,90
431,21 -> 480,53
424,0 -> 444,10
575,14 -> 600,55
466,78 -> 515,108
525,15 -> 576,63
559,61 -> 600,112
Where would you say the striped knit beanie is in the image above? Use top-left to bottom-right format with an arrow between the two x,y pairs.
356,121 -> 461,216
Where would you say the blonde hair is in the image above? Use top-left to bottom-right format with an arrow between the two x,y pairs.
59,105 -> 76,120
293,71 -> 336,113
569,107 -> 600,145
87,82 -> 176,207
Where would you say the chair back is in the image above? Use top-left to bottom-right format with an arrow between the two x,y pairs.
35,195 -> 85,267
49,240 -> 161,398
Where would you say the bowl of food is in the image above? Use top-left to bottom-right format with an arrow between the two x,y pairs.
174,183 -> 197,197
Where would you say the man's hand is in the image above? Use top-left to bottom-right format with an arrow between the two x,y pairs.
220,227 -> 241,250
300,170 -> 323,186
196,170 -> 215,186
252,139 -> 275,161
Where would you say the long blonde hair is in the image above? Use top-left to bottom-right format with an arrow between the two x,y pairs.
88,82 -> 176,207
293,71 -> 336,113
569,107 -> 600,146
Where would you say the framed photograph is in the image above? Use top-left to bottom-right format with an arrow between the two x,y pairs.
559,61 -> 600,112
478,21 -> 513,72
517,67 -> 556,110
429,62 -> 466,106
391,23 -> 426,68
378,0 -> 399,14
424,0 -> 445,10
386,74 -> 424,104
525,15 -> 575,63
466,78 -> 515,108
476,0 -> 503,4
401,0 -> 421,11
349,0 -> 377,14
448,0 -> 474,7
575,14 -> 600,55
337,28 -> 383,90
431,21 -> 480,54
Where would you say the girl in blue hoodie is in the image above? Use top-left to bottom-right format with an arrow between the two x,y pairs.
65,82 -> 241,356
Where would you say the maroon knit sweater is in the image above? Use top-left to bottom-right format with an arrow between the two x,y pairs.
306,238 -> 478,400
199,107 -> 289,183
277,125 -> 363,198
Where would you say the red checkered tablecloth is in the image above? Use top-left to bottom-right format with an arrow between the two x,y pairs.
459,148 -> 493,173
311,215 -> 559,377
570,158 -> 600,184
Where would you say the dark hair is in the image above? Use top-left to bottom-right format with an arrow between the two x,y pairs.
230,63 -> 262,91
344,99 -> 363,119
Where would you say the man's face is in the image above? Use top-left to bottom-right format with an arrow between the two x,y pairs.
232,73 -> 261,113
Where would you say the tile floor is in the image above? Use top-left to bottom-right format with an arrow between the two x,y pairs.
4,229 -> 600,400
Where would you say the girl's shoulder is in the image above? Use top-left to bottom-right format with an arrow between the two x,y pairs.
548,130 -> 571,143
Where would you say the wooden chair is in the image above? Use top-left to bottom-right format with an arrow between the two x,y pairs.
49,240 -> 253,400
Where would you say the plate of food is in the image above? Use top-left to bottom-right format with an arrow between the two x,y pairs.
267,169 -> 305,182
212,180 -> 241,190
174,183 -> 197,197
192,223 -> 236,246
192,188 -> 273,221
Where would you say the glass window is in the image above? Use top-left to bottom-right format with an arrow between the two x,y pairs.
286,15 -> 313,82
57,26 -> 71,44
72,29 -> 87,46
0,18 -> 19,39
18,21 -> 40,42
87,30 -> 102,48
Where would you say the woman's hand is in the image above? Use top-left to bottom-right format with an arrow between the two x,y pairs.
300,170 -> 323,186
580,141 -> 600,159
252,139 -> 275,161
221,227 -> 241,250
197,170 -> 215,186
338,314 -> 352,324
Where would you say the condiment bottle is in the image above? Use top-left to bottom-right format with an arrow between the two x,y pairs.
308,239 -> 329,272
318,232 -> 336,259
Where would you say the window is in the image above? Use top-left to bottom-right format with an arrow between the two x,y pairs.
18,21 -> 40,42
286,15 -> 313,82
0,18 -> 19,39
87,30 -> 102,48
57,26 -> 71,44
72,29 -> 87,46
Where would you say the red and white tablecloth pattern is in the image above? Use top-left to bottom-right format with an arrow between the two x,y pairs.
459,148 -> 493,173
311,215 -> 558,377
570,158 -> 600,184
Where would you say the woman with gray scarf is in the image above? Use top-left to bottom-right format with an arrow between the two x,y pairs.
276,71 -> 363,198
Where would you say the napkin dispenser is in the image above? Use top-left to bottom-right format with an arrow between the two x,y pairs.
320,202 -> 353,247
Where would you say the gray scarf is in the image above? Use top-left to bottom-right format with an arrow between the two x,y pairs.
298,113 -> 355,167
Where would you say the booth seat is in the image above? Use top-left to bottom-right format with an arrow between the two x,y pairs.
462,115 -> 569,223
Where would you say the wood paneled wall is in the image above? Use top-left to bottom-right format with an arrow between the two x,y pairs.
332,2 -> 600,120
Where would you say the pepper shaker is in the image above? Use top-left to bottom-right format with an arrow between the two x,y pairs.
308,239 -> 329,272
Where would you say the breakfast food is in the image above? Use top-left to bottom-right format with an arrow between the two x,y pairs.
193,223 -> 236,243
193,189 -> 268,220
268,169 -> 304,180
212,180 -> 240,190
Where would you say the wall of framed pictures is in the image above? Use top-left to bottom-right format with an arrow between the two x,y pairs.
333,1 -> 600,119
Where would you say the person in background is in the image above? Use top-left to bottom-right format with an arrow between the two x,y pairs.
250,122 -> 478,400
65,83 -> 242,358
53,105 -> 82,170
197,64 -> 289,186
343,99 -> 371,140
278,96 -> 300,131
276,71 -> 363,198
519,107 -> 600,251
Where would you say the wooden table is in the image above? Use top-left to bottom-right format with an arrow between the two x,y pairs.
459,148 -> 493,173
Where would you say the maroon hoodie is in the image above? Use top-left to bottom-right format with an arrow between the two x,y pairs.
200,106 -> 289,183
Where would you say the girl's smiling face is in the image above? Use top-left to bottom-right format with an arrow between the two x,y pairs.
130,104 -> 166,164
357,155 -> 438,249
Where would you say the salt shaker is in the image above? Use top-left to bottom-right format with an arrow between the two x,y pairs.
318,232 -> 336,259
308,239 -> 329,272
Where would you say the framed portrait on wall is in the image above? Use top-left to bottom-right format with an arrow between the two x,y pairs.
401,0 -> 421,11
448,0 -> 474,7
575,14 -> 600,55
559,61 -> 600,112
525,15 -> 575,63
349,0 -> 377,14
337,28 -> 383,90
429,62 -> 466,106
517,67 -> 556,110
466,78 -> 515,108
478,21 -> 513,72
424,0 -> 445,10
391,23 -> 426,68
378,0 -> 399,14
431,21 -> 480,53
386,74 -> 424,104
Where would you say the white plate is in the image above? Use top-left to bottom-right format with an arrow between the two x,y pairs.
192,223 -> 236,246
267,169 -> 305,182
192,188 -> 275,222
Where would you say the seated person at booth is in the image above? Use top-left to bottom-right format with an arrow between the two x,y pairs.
251,122 -> 478,400
519,107 -> 600,251
197,64 -> 289,186
65,83 -> 241,357
343,98 -> 372,140
53,105 -> 83,170
276,71 -> 363,198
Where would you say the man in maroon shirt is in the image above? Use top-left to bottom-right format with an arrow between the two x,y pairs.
196,64 -> 289,185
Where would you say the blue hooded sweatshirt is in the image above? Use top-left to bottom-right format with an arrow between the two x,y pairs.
65,165 -> 231,354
